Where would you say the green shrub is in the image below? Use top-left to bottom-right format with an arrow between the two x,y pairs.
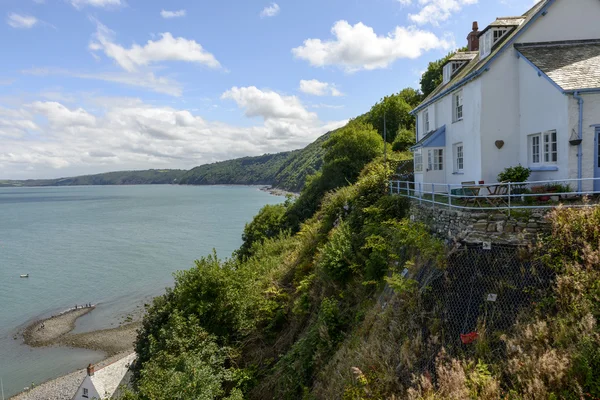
392,128 -> 416,152
318,222 -> 355,281
497,165 -> 531,183
238,202 -> 289,260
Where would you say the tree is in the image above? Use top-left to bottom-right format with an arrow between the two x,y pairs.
392,128 -> 416,152
420,48 -> 468,98
365,89 -> 421,144
238,203 -> 288,260
285,122 -> 384,229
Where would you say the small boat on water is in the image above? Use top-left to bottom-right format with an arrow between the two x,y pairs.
20,274 -> 29,278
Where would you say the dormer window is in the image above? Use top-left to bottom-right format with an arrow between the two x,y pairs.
493,28 -> 509,44
480,28 -> 511,59
443,61 -> 466,84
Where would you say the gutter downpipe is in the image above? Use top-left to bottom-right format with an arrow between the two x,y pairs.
574,91 -> 583,193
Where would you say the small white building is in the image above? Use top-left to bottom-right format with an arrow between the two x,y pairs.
72,353 -> 136,400
411,0 -> 600,192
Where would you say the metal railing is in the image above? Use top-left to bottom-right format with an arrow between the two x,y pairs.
390,178 -> 600,214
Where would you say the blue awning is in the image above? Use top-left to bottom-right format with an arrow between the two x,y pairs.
411,125 -> 446,151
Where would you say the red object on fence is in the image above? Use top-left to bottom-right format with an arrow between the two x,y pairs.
460,332 -> 479,344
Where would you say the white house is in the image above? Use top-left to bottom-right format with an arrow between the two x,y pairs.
72,353 -> 136,400
411,0 -> 600,192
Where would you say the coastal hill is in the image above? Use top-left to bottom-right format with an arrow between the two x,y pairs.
0,131 -> 333,193
178,131 -> 331,192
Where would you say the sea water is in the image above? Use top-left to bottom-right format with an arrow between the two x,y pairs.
0,185 -> 283,396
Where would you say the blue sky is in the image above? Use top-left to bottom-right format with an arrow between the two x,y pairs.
0,0 -> 535,179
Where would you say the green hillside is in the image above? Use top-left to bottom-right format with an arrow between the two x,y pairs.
178,131 -> 333,192
0,169 -> 186,188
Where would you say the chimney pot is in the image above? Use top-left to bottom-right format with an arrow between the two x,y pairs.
467,21 -> 480,52
87,364 -> 95,376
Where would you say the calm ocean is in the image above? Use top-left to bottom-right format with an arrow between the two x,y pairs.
0,185 -> 282,397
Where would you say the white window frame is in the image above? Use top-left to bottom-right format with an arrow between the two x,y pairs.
453,143 -> 464,173
414,149 -> 423,173
453,91 -> 463,122
427,149 -> 444,171
443,63 -> 452,84
543,130 -> 558,164
492,28 -> 509,45
424,109 -> 430,133
529,130 -> 557,166
479,30 -> 493,59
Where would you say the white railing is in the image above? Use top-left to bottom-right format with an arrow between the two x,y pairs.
390,178 -> 600,214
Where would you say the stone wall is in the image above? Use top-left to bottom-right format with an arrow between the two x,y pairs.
409,201 -> 551,245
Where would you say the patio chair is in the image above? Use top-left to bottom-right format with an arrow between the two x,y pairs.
486,182 -> 509,207
456,181 -> 482,207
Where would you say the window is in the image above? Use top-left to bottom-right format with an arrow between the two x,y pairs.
443,62 -> 465,84
529,131 -> 557,166
544,130 -> 558,163
83,388 -> 89,398
424,109 -> 430,132
414,149 -> 423,173
428,149 -> 444,171
492,28 -> 509,44
479,30 -> 493,58
443,63 -> 452,84
453,143 -> 464,172
531,134 -> 540,164
453,91 -> 463,122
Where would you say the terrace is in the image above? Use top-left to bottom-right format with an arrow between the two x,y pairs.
390,178 -> 599,216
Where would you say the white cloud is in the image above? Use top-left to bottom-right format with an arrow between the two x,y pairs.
293,20 -> 453,72
89,21 -> 221,72
299,79 -> 343,97
29,101 -> 97,127
0,96 -> 347,179
7,13 -> 38,29
222,86 -> 317,121
402,0 -> 479,26
33,0 -> 46,4
70,0 -> 122,9
260,3 -> 280,18
161,9 -> 186,19
22,67 -> 183,97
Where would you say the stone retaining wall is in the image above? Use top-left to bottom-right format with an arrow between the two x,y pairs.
409,202 -> 551,245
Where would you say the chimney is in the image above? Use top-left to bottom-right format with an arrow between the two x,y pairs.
467,21 -> 480,52
87,364 -> 95,376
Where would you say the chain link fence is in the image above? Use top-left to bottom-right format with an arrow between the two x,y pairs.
411,241 -> 555,375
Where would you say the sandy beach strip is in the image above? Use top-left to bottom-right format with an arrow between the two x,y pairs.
23,307 -> 95,347
9,351 -> 135,400
62,322 -> 141,356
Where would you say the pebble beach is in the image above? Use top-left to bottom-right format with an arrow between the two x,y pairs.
10,306 -> 142,399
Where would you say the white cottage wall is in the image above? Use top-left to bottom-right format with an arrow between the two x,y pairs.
72,376 -> 101,400
479,48 -> 521,184
569,93 -> 600,192
517,56 -> 570,182
443,80 -> 483,185
519,0 -> 600,44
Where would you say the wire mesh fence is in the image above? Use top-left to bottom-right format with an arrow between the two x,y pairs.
412,241 -> 555,375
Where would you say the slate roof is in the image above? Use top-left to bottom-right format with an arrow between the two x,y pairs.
448,52 -> 479,62
485,17 -> 527,30
413,0 -> 550,113
90,353 -> 136,399
516,40 -> 600,91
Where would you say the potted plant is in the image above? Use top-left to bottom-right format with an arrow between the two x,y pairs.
497,165 -> 532,195
532,185 -> 550,202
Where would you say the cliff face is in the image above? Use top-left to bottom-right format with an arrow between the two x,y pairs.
126,157 -> 600,399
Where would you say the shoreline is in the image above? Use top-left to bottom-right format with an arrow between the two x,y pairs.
259,185 -> 299,197
9,351 -> 135,400
22,305 -> 142,356
12,305 -> 143,399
